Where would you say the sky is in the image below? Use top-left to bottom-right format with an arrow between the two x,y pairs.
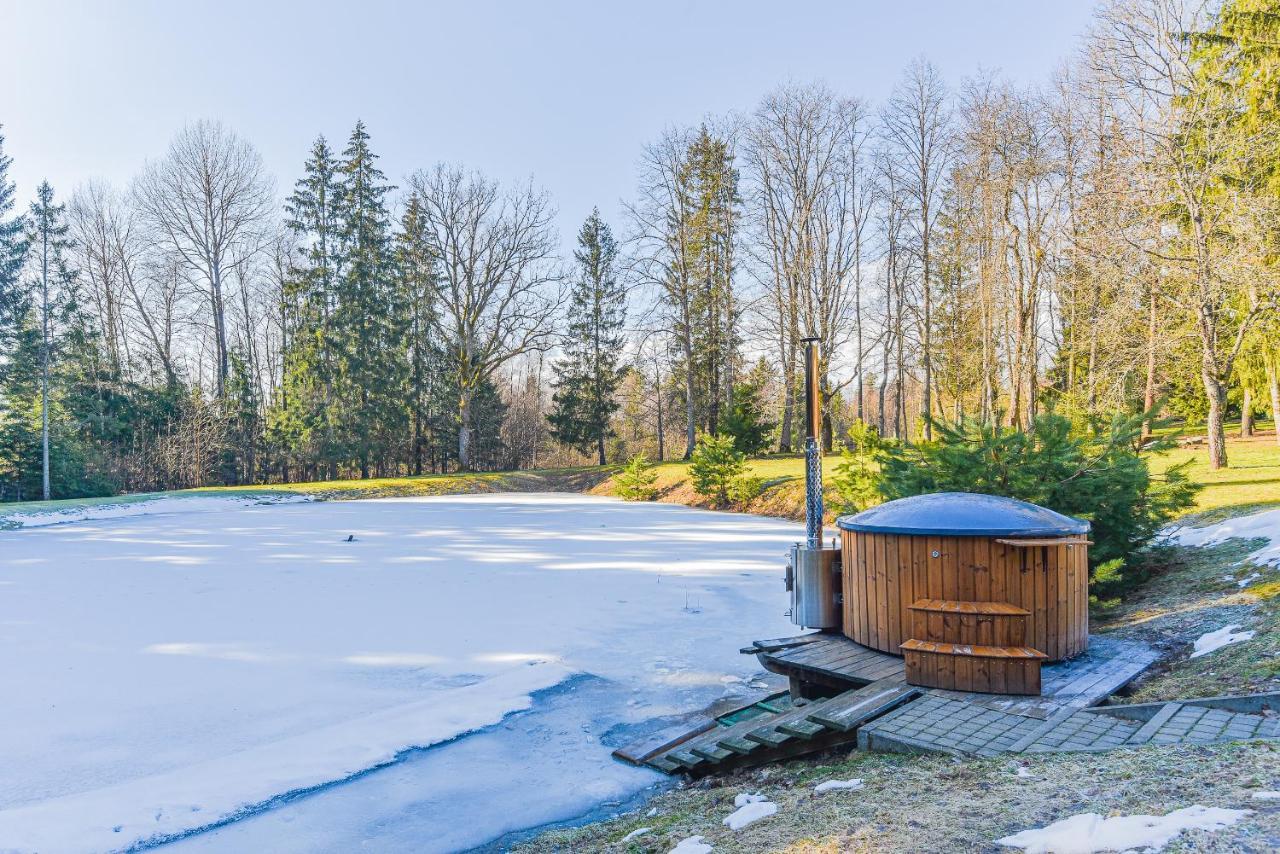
2,0 -> 1099,249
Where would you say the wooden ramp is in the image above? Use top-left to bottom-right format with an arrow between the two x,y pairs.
613,679 -> 920,776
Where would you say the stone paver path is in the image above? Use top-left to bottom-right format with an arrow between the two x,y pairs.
859,694 -> 1280,757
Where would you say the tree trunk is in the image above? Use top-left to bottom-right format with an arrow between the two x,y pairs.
41,237 -> 51,502
1202,369 -> 1228,469
1141,283 -> 1158,441
1268,363 -> 1280,447
1241,387 -> 1254,438
597,434 -> 606,467
458,388 -> 474,471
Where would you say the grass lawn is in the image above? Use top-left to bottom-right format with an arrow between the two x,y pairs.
1152,432 -> 1280,519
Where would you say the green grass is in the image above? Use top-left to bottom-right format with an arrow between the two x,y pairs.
4,434 -> 1275,529
1151,433 -> 1280,518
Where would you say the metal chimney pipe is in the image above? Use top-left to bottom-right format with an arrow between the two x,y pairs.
801,336 -> 823,549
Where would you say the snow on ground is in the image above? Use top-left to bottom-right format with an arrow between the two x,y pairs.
1190,624 -> 1257,658
723,792 -> 777,830
669,836 -> 713,854
2,493 -> 311,529
813,778 -> 864,793
0,493 -> 799,852
996,805 -> 1253,853
1168,507 -> 1280,566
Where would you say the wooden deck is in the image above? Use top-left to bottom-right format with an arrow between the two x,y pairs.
744,631 -> 1158,719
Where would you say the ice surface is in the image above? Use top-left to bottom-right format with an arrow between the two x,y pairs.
996,805 -> 1253,853
814,778 -> 864,793
1189,624 -> 1256,658
0,493 -> 799,851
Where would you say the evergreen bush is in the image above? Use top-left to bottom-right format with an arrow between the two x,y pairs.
830,419 -> 887,514
877,411 -> 1199,589
689,433 -> 760,508
614,453 -> 658,501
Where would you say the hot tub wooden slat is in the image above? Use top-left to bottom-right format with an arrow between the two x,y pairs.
841,531 -> 1088,666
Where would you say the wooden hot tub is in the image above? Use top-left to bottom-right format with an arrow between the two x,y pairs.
836,493 -> 1091,695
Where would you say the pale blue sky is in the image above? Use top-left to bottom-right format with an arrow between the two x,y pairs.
3,0 -> 1097,245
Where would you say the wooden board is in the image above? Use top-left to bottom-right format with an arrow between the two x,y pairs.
841,531 -> 1088,662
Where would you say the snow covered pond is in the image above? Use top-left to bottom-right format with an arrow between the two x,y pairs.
0,493 -> 798,852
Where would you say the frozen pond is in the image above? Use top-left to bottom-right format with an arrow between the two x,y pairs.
0,493 -> 798,851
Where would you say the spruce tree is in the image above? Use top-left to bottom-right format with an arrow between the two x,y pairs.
277,136 -> 343,477
0,127 -> 25,344
548,209 -> 626,465
0,181 -> 77,500
28,182 -> 76,500
396,193 -> 451,474
334,121 -> 406,477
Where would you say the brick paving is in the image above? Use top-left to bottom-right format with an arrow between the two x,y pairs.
860,695 -> 1280,757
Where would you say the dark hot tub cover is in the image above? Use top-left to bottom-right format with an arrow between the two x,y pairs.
835,491 -> 1090,537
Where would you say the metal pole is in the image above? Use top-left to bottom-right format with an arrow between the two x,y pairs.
802,336 -> 823,550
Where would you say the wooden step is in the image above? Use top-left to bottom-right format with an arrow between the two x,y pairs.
806,679 -> 921,732
900,640 -> 1047,659
909,599 -> 1029,647
901,639 -> 1046,695
909,599 -> 1029,616
639,681 -> 928,775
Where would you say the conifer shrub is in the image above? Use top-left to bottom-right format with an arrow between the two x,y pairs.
830,419 -> 887,514
614,453 -> 658,501
689,433 -> 761,508
718,377 -> 775,455
877,412 -> 1199,590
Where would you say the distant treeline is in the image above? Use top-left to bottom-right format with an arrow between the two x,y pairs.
0,0 -> 1277,501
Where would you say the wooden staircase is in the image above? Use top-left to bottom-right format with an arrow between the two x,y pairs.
614,679 -> 920,776
901,599 -> 1047,695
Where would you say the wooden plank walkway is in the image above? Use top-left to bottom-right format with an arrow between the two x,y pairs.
614,679 -> 921,776
747,631 -> 1158,720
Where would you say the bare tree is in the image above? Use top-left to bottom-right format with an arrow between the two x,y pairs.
745,82 -> 873,449
879,58 -> 952,439
134,120 -> 273,397
629,127 -> 699,458
406,165 -> 561,470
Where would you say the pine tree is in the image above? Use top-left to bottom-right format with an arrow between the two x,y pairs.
28,182 -> 76,500
277,136 -> 343,478
548,209 -> 626,465
718,361 -> 775,455
333,121 -> 406,477
0,127 -> 25,346
396,193 -> 452,474
686,127 -> 741,435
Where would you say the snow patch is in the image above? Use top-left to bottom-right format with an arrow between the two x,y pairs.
814,778 -> 864,793
1252,790 -> 1280,800
1190,625 -> 1256,658
5,493 -> 311,528
621,826 -> 652,841
1168,507 -> 1280,566
996,805 -> 1253,853
723,792 -> 777,830
669,836 -> 713,854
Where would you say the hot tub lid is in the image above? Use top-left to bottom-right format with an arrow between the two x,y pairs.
836,492 -> 1090,537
